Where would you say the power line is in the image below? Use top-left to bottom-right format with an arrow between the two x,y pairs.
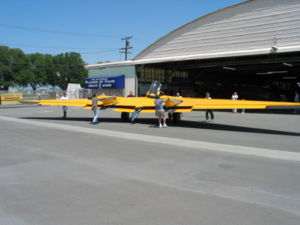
0,42 -> 118,51
0,23 -> 123,38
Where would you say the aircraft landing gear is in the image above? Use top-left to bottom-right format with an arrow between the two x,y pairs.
168,112 -> 181,123
121,112 -> 130,121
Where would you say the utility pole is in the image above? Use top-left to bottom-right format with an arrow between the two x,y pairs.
120,36 -> 133,60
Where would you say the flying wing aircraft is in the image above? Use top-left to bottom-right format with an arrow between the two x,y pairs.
24,81 -> 300,122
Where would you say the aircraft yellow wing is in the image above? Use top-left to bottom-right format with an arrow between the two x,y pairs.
173,98 -> 300,112
22,95 -> 300,112
21,95 -> 126,109
111,96 -> 300,113
22,98 -> 99,109
90,95 -> 300,113
112,97 -> 155,113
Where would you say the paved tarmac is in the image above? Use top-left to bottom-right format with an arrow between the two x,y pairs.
0,105 -> 300,225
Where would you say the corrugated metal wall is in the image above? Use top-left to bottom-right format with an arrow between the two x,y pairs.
88,66 -> 136,78
135,0 -> 300,60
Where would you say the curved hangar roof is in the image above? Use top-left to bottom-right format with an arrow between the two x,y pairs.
134,0 -> 300,63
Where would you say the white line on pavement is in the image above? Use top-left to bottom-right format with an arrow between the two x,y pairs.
1,115 -> 300,162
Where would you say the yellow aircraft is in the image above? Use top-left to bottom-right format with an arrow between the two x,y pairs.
25,81 -> 300,122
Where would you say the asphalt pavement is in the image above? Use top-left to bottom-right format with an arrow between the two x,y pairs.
0,105 -> 300,225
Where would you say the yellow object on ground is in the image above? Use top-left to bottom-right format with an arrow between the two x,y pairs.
0,93 -> 23,100
0,93 -> 23,105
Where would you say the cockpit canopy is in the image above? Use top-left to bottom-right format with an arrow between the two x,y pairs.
146,81 -> 161,97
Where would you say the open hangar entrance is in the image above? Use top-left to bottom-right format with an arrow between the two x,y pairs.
136,52 -> 300,101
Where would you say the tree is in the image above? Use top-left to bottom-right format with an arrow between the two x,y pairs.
0,46 -> 88,91
54,52 -> 88,90
0,46 -> 28,90
19,53 -> 57,91
24,53 -> 49,91
44,54 -> 57,87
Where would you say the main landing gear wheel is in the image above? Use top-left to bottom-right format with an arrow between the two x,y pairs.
121,112 -> 130,121
169,112 -> 181,123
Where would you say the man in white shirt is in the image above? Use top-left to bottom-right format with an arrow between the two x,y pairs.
205,92 -> 214,120
231,91 -> 239,113
91,94 -> 100,124
60,93 -> 68,119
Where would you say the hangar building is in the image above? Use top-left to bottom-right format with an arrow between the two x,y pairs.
86,0 -> 300,101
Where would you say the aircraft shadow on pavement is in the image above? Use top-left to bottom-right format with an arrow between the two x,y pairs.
20,116 -> 300,137
173,120 -> 300,136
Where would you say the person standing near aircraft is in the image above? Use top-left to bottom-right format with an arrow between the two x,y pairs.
176,92 -> 182,98
60,93 -> 68,119
127,91 -> 136,120
91,94 -> 100,124
36,93 -> 42,107
205,92 -> 214,120
294,90 -> 300,113
231,91 -> 239,113
127,91 -> 135,97
176,91 -> 183,117
154,94 -> 168,128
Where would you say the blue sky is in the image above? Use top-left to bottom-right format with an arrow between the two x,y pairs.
0,0 -> 245,64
